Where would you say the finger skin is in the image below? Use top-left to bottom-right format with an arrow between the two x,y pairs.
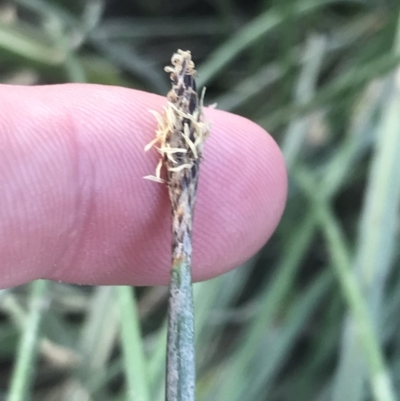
0,84 -> 287,288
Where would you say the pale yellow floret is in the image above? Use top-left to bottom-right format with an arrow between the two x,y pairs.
161,147 -> 188,154
168,102 -> 198,123
143,158 -> 164,182
145,108 -> 172,152
167,164 -> 192,173
149,109 -> 164,126
155,159 -> 163,179
165,104 -> 177,127
144,137 -> 159,152
143,175 -> 165,183
193,124 -> 209,147
165,152 -> 178,164
182,123 -> 198,158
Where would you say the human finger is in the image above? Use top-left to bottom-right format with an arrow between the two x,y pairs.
0,84 -> 287,287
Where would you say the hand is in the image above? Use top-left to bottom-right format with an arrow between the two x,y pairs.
0,84 -> 287,288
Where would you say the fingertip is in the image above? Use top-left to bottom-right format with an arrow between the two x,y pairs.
189,109 -> 287,281
0,84 -> 287,287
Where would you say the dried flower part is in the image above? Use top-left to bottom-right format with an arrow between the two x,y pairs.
145,50 -> 210,260
144,49 -> 209,184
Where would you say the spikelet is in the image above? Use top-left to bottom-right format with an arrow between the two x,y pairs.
144,50 -> 209,185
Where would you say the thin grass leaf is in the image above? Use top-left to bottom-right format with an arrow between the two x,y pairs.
333,12 -> 400,401
213,214 -> 317,401
90,38 -> 169,93
115,286 -> 151,401
11,0 -> 77,27
195,262 -> 251,356
82,0 -> 104,33
7,280 -> 50,401
260,51 -> 400,130
197,0 -> 348,86
282,34 -> 327,167
274,293 -> 342,401
0,21 -> 63,65
62,287 -> 118,401
213,62 -> 283,111
214,13 -> 381,113
295,167 -> 396,401
248,269 -> 333,401
320,79 -> 384,195
93,18 -> 227,40
43,16 -> 87,83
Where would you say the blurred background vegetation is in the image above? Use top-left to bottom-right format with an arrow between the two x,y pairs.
1,0 -> 400,400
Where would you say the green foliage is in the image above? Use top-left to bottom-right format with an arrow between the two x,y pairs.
2,0 -> 400,400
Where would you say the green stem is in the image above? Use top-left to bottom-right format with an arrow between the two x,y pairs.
166,256 -> 195,401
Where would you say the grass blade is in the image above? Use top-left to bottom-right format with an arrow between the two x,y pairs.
295,168 -> 396,401
198,0 -> 340,86
7,280 -> 49,401
115,286 -> 150,401
333,11 -> 400,401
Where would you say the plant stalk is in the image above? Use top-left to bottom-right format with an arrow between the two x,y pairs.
145,50 -> 209,401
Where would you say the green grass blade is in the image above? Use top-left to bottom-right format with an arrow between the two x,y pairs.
248,269 -> 333,400
0,21 -> 62,65
296,168 -> 395,401
282,34 -> 327,167
195,261 -> 253,356
320,79 -> 384,196
198,0 -> 341,86
115,286 -> 151,401
7,280 -> 50,401
62,286 -> 118,401
260,51 -> 400,130
333,12 -> 400,401
214,215 -> 317,401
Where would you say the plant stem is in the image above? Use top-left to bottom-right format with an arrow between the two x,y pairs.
166,256 -> 195,401
145,50 -> 209,401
